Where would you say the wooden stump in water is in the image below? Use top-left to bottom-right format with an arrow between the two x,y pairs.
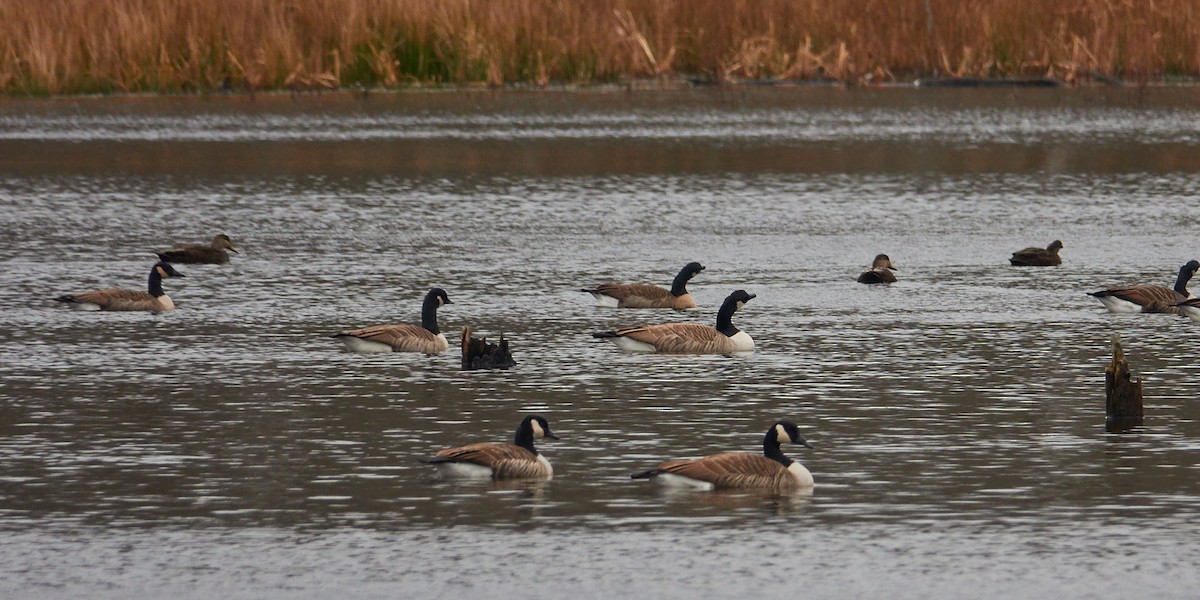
1105,335 -> 1143,432
461,326 -> 516,370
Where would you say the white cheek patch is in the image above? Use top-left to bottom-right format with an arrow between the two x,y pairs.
736,301 -> 745,310
530,420 -> 544,438
775,424 -> 789,443
156,266 -> 168,278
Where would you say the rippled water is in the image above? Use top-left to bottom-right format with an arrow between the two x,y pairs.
3,88 -> 1200,598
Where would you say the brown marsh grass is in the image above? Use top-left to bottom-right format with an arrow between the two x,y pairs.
1,0 -> 1197,94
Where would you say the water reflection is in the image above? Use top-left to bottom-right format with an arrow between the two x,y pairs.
3,88 -> 1200,595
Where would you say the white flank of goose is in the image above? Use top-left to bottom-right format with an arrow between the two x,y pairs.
419,415 -> 559,480
1175,297 -> 1200,322
333,288 -> 452,354
592,289 -> 756,354
632,421 -> 814,490
55,261 -> 184,313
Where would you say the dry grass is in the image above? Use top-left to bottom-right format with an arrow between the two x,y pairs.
1,0 -> 1196,94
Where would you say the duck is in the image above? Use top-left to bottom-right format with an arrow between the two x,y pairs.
332,288 -> 452,353
1009,240 -> 1063,266
419,415 -> 559,480
591,289 -> 755,354
54,261 -> 185,312
1088,260 -> 1199,314
155,234 -> 239,264
581,262 -> 705,309
631,421 -> 813,490
857,254 -> 897,284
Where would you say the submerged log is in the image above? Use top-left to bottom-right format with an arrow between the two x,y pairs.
1104,335 -> 1143,431
461,326 -> 516,370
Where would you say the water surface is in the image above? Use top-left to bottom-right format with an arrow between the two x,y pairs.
2,87 -> 1200,598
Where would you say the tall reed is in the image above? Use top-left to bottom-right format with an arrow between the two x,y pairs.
1,0 -> 1196,95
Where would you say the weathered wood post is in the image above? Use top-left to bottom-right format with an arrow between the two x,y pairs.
1105,334 -> 1143,432
461,326 -> 516,370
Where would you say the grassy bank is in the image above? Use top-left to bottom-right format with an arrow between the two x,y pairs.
2,0 -> 1197,95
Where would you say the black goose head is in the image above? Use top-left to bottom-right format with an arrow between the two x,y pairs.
762,420 -> 812,465
420,288 -> 452,333
1174,261 -> 1200,296
716,289 -> 755,337
153,261 -> 185,279
769,421 -> 813,448
514,415 -> 559,452
148,261 -> 183,297
425,288 -> 452,307
671,262 -> 706,296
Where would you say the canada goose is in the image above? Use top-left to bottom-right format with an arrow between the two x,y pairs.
155,234 -> 239,264
592,289 -> 755,354
1009,240 -> 1063,266
419,415 -> 559,480
581,262 -> 705,309
332,288 -> 452,353
857,254 -> 897,284
631,421 -> 813,490
54,261 -> 184,312
1088,260 -> 1199,314
1175,298 -> 1200,322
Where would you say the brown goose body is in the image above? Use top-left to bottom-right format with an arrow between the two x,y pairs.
857,254 -> 897,284
1009,240 -> 1063,266
651,452 -> 806,489
583,262 -> 704,309
603,323 -> 749,354
57,289 -> 175,312
336,324 -> 450,353
334,288 -> 452,354
155,234 -> 238,265
593,290 -> 755,354
586,283 -> 697,309
420,415 -> 558,480
428,443 -> 551,479
1089,261 -> 1199,314
55,262 -> 184,312
633,421 -> 813,490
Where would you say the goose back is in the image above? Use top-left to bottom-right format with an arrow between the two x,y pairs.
335,324 -> 450,353
653,452 -> 807,489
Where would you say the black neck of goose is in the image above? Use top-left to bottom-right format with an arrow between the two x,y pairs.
670,268 -> 692,297
716,300 -> 740,337
762,436 -> 793,467
1174,267 -> 1194,296
513,425 -> 538,455
421,297 -> 440,334
147,268 -> 165,297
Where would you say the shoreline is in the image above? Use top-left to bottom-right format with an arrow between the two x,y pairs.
7,75 -> 1200,102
